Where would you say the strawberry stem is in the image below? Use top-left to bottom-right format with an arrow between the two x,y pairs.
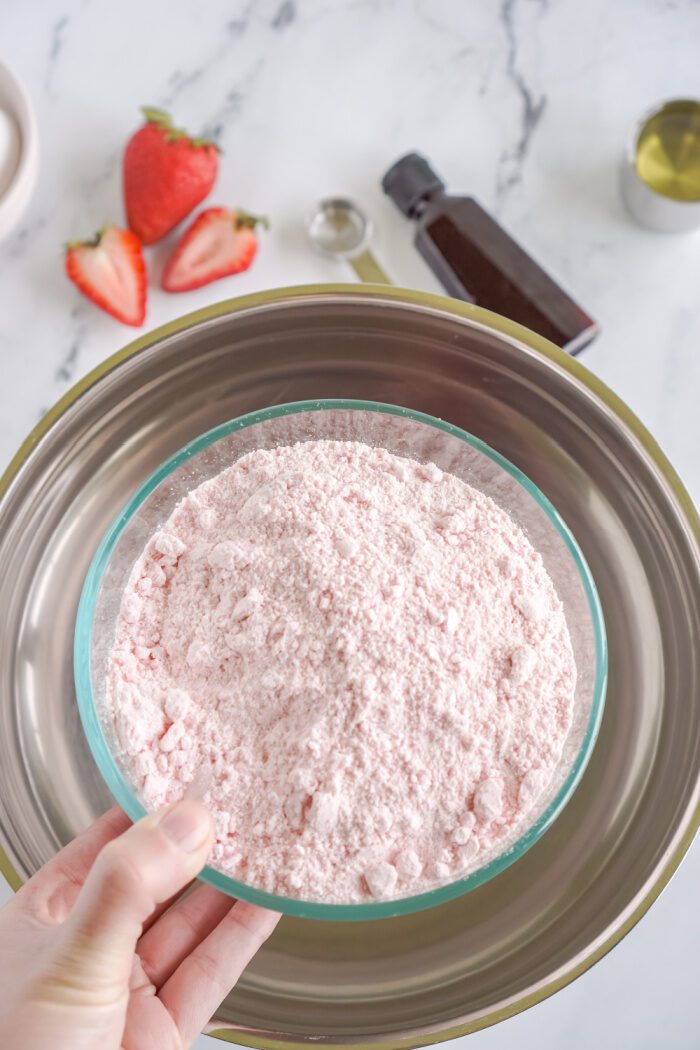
140,105 -> 220,151
141,106 -> 173,128
234,210 -> 270,231
65,228 -> 106,252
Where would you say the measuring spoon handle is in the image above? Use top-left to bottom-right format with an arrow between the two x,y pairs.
349,249 -> 392,285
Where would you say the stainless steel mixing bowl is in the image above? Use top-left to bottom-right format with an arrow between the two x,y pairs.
0,285 -> 698,1047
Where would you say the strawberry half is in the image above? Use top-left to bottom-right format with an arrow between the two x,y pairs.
161,208 -> 267,292
123,107 -> 219,244
65,226 -> 147,326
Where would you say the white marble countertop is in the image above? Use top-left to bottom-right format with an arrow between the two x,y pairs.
1,1 -> 699,1047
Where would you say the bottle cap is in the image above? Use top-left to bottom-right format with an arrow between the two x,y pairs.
382,153 -> 445,218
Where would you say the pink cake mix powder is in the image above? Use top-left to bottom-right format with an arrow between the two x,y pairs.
107,439 -> 577,903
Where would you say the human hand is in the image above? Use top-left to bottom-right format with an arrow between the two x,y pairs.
0,801 -> 279,1050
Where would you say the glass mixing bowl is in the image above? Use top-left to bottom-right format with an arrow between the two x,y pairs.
74,399 -> 607,920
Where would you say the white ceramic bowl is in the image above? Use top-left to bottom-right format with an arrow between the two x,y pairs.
0,61 -> 39,243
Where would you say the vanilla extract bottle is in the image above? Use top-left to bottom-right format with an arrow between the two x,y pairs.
382,153 -> 598,355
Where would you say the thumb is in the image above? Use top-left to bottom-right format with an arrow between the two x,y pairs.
49,800 -> 213,997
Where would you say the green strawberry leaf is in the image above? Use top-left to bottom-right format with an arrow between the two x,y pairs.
235,211 -> 270,231
140,105 -> 220,150
141,106 -> 173,128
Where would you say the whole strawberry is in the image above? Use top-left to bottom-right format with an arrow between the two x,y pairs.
123,107 -> 219,244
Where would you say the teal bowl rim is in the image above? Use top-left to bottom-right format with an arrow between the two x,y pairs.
74,398 -> 608,921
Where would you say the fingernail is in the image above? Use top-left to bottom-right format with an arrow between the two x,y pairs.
158,800 -> 211,853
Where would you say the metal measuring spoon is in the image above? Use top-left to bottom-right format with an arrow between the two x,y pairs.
306,197 -> 391,284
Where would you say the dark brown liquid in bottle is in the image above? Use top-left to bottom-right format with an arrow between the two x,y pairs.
383,154 -> 598,355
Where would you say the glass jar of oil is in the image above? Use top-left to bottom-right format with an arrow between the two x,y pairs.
622,98 -> 700,232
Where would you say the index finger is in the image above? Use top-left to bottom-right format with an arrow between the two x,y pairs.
159,900 -> 280,1045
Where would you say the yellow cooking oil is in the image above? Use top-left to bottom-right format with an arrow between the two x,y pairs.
635,101 -> 700,202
